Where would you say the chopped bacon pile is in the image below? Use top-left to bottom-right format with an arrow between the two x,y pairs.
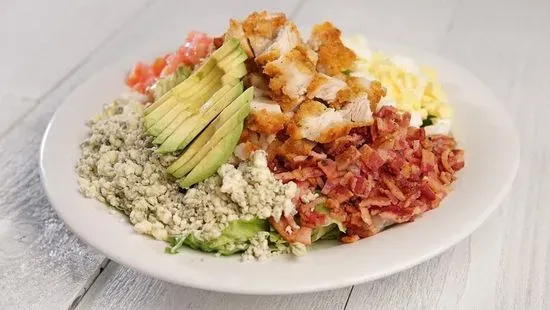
272,106 -> 465,243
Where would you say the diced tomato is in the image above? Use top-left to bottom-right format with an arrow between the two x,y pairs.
178,31 -> 214,65
131,82 -> 146,94
151,55 -> 168,77
161,53 -> 185,77
126,62 -> 151,86
126,62 -> 156,94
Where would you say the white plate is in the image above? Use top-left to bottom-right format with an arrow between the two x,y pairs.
40,41 -> 519,295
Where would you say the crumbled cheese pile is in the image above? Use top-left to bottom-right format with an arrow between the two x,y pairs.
241,231 -> 273,262
76,98 -> 297,259
183,151 -> 298,240
218,151 -> 298,222
76,99 -> 181,241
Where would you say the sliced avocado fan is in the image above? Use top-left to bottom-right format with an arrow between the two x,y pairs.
144,38 -> 240,115
154,82 -> 242,153
147,72 -> 222,136
144,66 -> 223,129
168,87 -> 253,177
176,82 -> 245,151
151,65 -> 191,101
178,122 -> 244,189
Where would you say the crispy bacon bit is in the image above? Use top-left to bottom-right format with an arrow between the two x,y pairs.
328,185 -> 354,203
298,203 -> 326,228
318,159 -> 339,180
382,176 -> 406,201
421,149 -> 437,173
294,227 -> 313,245
324,134 -> 365,157
262,76 -> 464,247
334,146 -> 361,170
340,234 -> 360,243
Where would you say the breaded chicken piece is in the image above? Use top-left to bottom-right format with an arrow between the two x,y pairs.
244,72 -> 271,93
340,93 -> 374,124
246,97 -> 288,135
267,138 -> 316,164
264,45 -> 316,112
307,73 -> 348,103
255,22 -> 301,65
308,22 -> 356,76
242,11 -> 288,56
225,19 -> 254,57
287,100 -> 353,143
334,77 -> 386,111
247,111 -> 288,135
308,21 -> 342,51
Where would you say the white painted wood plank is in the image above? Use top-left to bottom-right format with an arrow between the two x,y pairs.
0,0 -> 349,309
0,1 -> 154,309
294,0 -> 458,52
0,88 -> 108,309
1,0 -> 548,309
0,94 -> 36,137
336,0 -> 550,308
75,261 -> 350,310
0,0 -> 152,99
70,1 -> 350,308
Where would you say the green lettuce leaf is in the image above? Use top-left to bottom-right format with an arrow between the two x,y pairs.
165,218 -> 269,256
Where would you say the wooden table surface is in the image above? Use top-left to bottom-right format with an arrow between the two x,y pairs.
1,0 -> 549,309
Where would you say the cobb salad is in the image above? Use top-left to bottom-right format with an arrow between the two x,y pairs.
77,11 -> 465,261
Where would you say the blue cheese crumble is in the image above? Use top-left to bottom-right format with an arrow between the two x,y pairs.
76,98 -> 297,260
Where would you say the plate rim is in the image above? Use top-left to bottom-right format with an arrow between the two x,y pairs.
39,40 -> 520,295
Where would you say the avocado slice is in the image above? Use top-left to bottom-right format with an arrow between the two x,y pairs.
155,114 -> 200,154
145,39 -> 242,116
145,58 -> 217,115
154,79 -> 223,149
178,122 -> 243,189
168,87 -> 253,177
151,65 -> 191,101
152,110 -> 192,144
220,63 -> 247,85
144,68 -> 223,128
217,49 -> 248,72
153,83 -> 236,143
145,73 -> 222,133
170,100 -> 251,178
225,62 -> 247,79
221,75 -> 239,86
212,37 -> 240,61
175,82 -> 245,151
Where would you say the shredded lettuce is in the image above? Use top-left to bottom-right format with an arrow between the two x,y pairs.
165,218 -> 269,256
309,204 -> 346,242
421,115 -> 437,127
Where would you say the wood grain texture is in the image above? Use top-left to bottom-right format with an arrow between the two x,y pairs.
1,0 -> 549,309
296,0 -> 549,309
75,261 -> 350,310
0,94 -> 36,137
0,0 -> 152,99
0,1 -> 156,308
0,87 -> 108,310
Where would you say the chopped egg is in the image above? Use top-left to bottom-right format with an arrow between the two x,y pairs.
343,35 -> 453,124
376,97 -> 397,112
409,111 -> 423,128
424,118 -> 452,136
